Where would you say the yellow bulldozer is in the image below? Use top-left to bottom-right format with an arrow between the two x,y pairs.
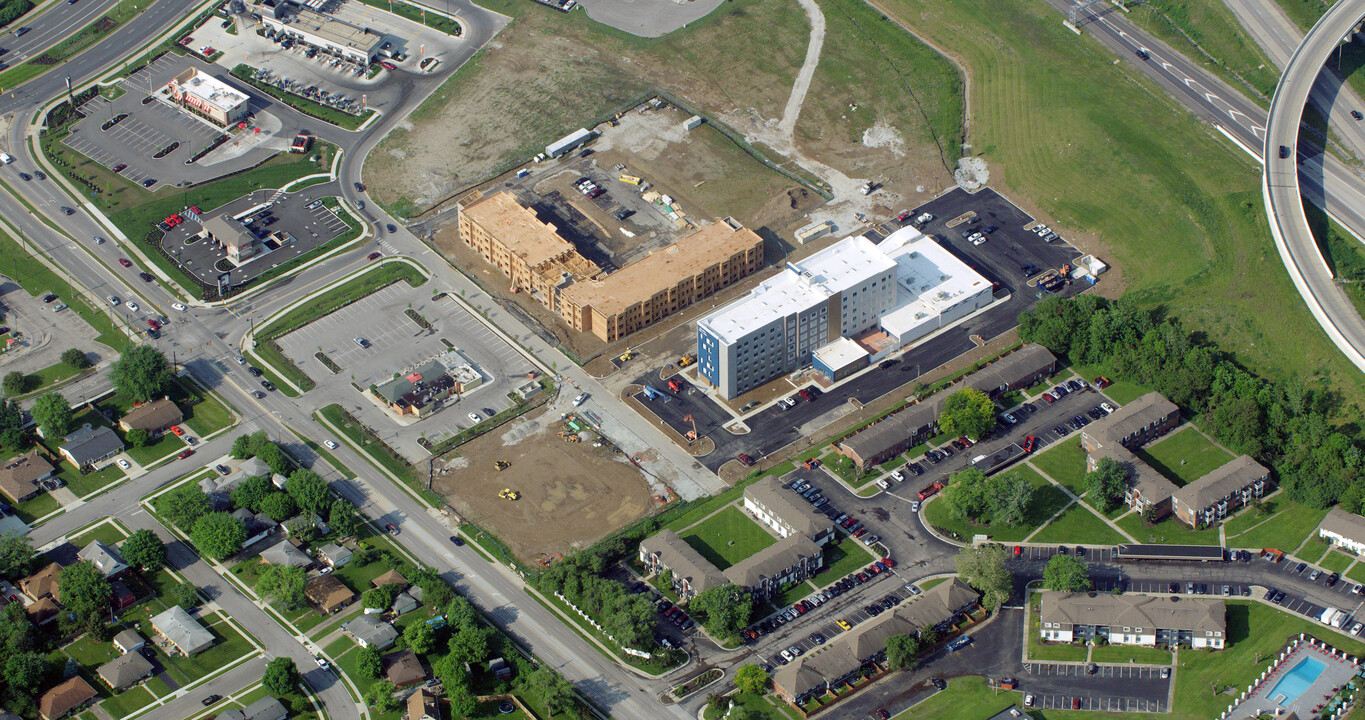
494,460 -> 511,471
558,431 -> 580,442
498,488 -> 520,501
678,353 -> 696,368
619,349 -> 636,363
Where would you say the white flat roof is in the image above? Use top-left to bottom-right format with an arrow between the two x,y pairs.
813,337 -> 868,371
176,71 -> 247,112
699,236 -> 895,344
876,227 -> 991,337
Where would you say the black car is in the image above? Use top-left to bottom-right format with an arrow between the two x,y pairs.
201,695 -> 221,706
215,464 -> 230,475
59,206 -> 73,215
16,172 -> 29,181
386,223 -> 397,233
261,380 -> 275,391
1328,572 -> 1341,587
248,366 -> 263,377
614,208 -> 634,221
143,178 -> 156,187
907,463 -> 923,476
1170,583 -> 1179,594
931,678 -> 947,690
354,181 -> 366,192
139,272 -> 154,282
42,293 -> 57,303
253,390 -> 265,398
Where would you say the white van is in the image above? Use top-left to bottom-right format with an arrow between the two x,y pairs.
0,153 -> 13,164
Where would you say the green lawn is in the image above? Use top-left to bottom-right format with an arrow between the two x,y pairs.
923,465 -> 1069,542
1071,366 -> 1153,407
1225,501 -> 1327,551
766,581 -> 816,610
1346,560 -> 1365,586
1030,503 -> 1125,545
0,228 -> 128,351
179,380 -> 235,437
1299,536 -> 1331,563
1116,514 -> 1222,545
1136,427 -> 1234,488
812,539 -> 875,585
680,505 -> 777,570
58,462 -> 126,499
1029,441 -> 1088,496
877,0 -> 1365,409
99,684 -> 154,719
125,432 -> 185,466
69,519 -> 128,549
703,693 -> 801,720
1089,643 -> 1172,665
892,676 -> 1019,720
153,615 -> 254,687
13,490 -> 61,523
919,578 -> 947,591
1320,549 -> 1355,574
1221,495 -> 1288,537
21,361 -> 86,395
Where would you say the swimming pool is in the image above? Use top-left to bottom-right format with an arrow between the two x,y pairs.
1268,656 -> 1327,705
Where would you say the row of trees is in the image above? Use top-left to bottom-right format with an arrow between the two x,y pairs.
537,552 -> 659,649
1019,295 -> 1364,510
1,349 -> 90,397
23,345 -> 177,443
939,467 -> 1035,528
689,583 -> 753,641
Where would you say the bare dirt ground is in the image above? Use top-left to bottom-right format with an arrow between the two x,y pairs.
431,406 -> 654,563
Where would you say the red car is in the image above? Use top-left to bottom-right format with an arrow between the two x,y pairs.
177,449 -> 194,459
1022,435 -> 1037,453
882,558 -> 895,568
367,252 -> 381,260
895,210 -> 911,222
1072,698 -> 1082,710
147,319 -> 161,330
852,528 -> 867,538
380,61 -> 396,70
736,453 -> 755,466
1040,392 -> 1055,404
112,163 -> 126,173
798,388 -> 815,402
876,710 -> 890,720
1014,545 -> 1023,556
118,258 -> 132,267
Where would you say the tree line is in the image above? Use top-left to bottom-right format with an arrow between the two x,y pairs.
1020,295 -> 1364,510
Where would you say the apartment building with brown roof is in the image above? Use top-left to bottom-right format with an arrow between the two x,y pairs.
1172,455 -> 1271,529
456,192 -> 599,312
560,222 -> 765,342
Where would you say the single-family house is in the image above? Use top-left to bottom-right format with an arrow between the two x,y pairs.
0,450 -> 55,503
407,688 -> 440,720
118,398 -> 183,436
217,696 -> 288,720
20,562 -> 61,601
259,540 -> 312,567
232,508 -> 277,549
113,628 -> 145,654
96,652 -> 153,691
371,569 -> 407,588
38,677 -> 97,719
343,613 -> 398,649
305,574 -> 355,614
150,606 -> 215,655
59,425 -> 125,469
383,648 -> 427,688
78,540 -> 128,578
318,543 -> 352,568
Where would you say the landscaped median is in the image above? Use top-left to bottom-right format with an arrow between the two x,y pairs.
231,64 -> 376,130
245,258 -> 429,395
0,0 -> 145,91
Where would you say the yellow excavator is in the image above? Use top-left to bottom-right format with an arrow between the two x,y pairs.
494,460 -> 510,471
498,488 -> 521,501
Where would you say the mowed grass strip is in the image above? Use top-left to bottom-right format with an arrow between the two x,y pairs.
679,505 -> 776,570
880,0 -> 1365,407
1116,513 -> 1221,546
1226,501 -> 1327,551
1136,427 -> 1234,487
1029,502 -> 1125,545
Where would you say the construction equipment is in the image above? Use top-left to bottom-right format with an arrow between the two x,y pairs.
498,488 -> 520,501
618,174 -> 642,185
559,431 -> 580,442
494,460 -> 510,471
678,353 -> 696,368
683,414 -> 698,444
619,349 -> 636,362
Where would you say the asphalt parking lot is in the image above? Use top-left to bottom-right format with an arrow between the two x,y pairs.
64,54 -> 284,188
629,187 -> 1088,470
161,190 -> 348,286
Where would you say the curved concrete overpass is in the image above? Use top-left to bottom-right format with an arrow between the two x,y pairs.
1264,0 -> 1365,372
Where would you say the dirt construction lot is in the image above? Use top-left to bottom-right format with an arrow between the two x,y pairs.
431,407 -> 653,563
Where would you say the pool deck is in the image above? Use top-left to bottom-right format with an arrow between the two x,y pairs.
1226,638 -> 1359,719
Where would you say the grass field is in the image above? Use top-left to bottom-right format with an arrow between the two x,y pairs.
924,465 -> 1069,543
1225,501 -> 1327,551
1347,561 -> 1365,586
1221,494 -> 1288,536
813,540 -> 875,584
680,505 -> 776,570
1299,535 -> 1331,563
891,676 -> 1019,720
1116,513 -> 1221,545
1320,549 -> 1355,574
0,228 -> 128,351
881,0 -> 1365,408
1029,441 -> 1088,496
1136,427 -> 1233,487
13,490 -> 60,523
1089,643 -> 1172,665
1030,503 -> 1125,545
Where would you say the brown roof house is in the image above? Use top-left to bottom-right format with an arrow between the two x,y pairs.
38,677 -> 97,720
407,688 -> 441,720
118,398 -> 183,436
97,651 -> 154,691
20,562 -> 61,601
305,574 -> 355,614
382,648 -> 427,688
371,569 -> 407,588
0,449 -> 55,503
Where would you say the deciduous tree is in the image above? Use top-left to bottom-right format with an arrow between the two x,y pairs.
403,620 -> 436,655
230,475 -> 273,512
257,565 -> 307,611
58,560 -> 111,636
734,664 -> 769,694
1084,456 -> 1129,514
955,544 -> 1011,611
356,645 -> 382,679
885,634 -> 920,670
938,387 -> 996,441
362,584 -> 398,610
174,581 -> 200,608
0,397 -> 24,450
110,345 -> 173,403
1042,554 -> 1092,592
2,371 -> 26,397
159,484 -> 211,531
446,684 -> 478,719
60,348 -> 90,369
191,511 -> 246,560
449,624 -> 493,665
3,652 -> 47,692
262,657 -> 299,696
328,498 -> 359,537
987,471 -> 1034,527
364,680 -> 399,713
30,392 -> 71,439
942,468 -> 990,523
285,469 -> 328,516
258,492 -> 298,522
527,667 -> 576,715
125,427 -> 149,448
120,529 -> 166,572
690,583 -> 752,641
0,532 -> 35,580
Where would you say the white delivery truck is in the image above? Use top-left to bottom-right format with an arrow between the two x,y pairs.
0,153 -> 13,164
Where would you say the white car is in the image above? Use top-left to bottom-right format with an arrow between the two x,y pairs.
324,440 -> 338,450
106,295 -> 119,306
573,393 -> 587,407
1024,694 -> 1035,707
116,459 -> 130,470
235,356 -> 245,365
891,470 -> 905,483
316,656 -> 331,671
876,479 -> 889,490
1100,402 -> 1115,413
125,300 -> 139,311
468,412 -> 482,423
171,302 -> 186,311
910,500 -> 920,512
779,649 -> 793,663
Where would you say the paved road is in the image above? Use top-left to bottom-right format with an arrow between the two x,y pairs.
1056,0 -> 1365,374
0,0 -> 125,75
